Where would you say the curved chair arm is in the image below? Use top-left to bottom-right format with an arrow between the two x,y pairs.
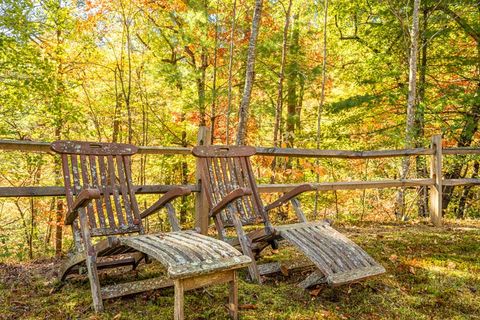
264,183 -> 314,212
210,187 -> 252,217
65,188 -> 101,225
140,187 -> 191,219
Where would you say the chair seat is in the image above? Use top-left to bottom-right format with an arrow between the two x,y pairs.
121,231 -> 251,279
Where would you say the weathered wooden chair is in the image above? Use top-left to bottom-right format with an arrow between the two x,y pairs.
193,145 -> 385,288
52,140 -> 251,319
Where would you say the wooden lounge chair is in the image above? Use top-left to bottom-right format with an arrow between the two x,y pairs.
52,140 -> 251,319
192,145 -> 385,288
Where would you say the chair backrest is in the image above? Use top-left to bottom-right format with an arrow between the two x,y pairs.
192,145 -> 269,228
51,140 -> 144,238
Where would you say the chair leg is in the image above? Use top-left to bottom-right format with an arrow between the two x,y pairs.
231,214 -> 262,283
85,254 -> 104,312
174,279 -> 185,320
228,271 -> 239,320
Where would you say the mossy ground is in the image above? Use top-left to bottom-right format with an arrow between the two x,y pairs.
1,220 -> 479,320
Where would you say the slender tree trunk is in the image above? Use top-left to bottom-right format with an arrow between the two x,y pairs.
113,68 -> 121,142
415,6 -> 429,217
225,0 -> 237,144
236,0 -> 263,145
180,112 -> 188,224
273,0 -> 292,148
198,51 -> 207,127
55,200 -> 63,256
296,71 -> 305,133
270,0 -> 293,181
395,0 -> 421,220
314,0 -> 328,218
119,0 -> 133,144
211,2 -> 219,144
286,13 -> 300,149
54,125 -> 63,256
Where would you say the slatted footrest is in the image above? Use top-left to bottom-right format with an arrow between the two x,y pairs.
277,221 -> 385,288
327,265 -> 385,286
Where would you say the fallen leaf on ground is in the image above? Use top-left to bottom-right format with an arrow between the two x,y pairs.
309,287 -> 322,297
389,254 -> 398,262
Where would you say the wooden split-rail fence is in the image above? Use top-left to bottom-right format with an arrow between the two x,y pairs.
0,129 -> 479,230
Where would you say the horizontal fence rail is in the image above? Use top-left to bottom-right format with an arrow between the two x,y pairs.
2,139 -> 480,157
0,179 -> 446,197
1,133 -> 480,228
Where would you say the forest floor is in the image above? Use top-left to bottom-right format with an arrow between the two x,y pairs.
1,220 -> 479,320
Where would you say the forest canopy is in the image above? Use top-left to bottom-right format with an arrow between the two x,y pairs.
0,0 -> 479,260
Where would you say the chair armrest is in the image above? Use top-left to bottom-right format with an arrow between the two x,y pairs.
65,188 -> 101,225
264,183 -> 314,212
210,187 -> 252,217
140,187 -> 191,219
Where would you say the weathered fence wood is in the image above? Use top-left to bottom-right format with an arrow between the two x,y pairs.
195,127 -> 211,235
0,179 -> 436,197
2,139 -> 479,157
429,135 -> 443,227
442,148 -> 480,155
442,178 -> 480,186
0,185 -> 198,197
258,179 -> 434,193
1,134 -> 479,229
255,147 -> 434,158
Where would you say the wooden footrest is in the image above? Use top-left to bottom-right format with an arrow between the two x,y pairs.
327,265 -> 386,286
278,221 -> 385,288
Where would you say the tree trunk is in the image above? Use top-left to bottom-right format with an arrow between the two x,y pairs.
395,0 -> 421,220
180,112 -> 188,224
210,4 -> 219,144
415,6 -> 429,217
236,0 -> 263,145
225,0 -> 237,144
113,68 -> 121,143
286,13 -> 300,148
55,200 -> 63,257
198,50 -> 208,127
314,0 -> 328,218
273,0 -> 292,148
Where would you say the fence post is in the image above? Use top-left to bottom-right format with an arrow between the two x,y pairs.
195,126 -> 211,235
429,135 -> 443,226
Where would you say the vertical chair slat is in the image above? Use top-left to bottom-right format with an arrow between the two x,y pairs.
219,158 -> 232,193
242,157 -> 268,223
205,157 -> 220,207
238,157 -> 259,222
198,159 -> 214,210
98,156 -> 116,229
80,154 -> 97,229
107,155 -> 125,227
116,155 -> 134,226
61,154 -> 74,208
61,154 -> 82,250
70,154 -> 82,195
219,157 -> 246,224
123,156 -> 142,227
89,155 -> 106,229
